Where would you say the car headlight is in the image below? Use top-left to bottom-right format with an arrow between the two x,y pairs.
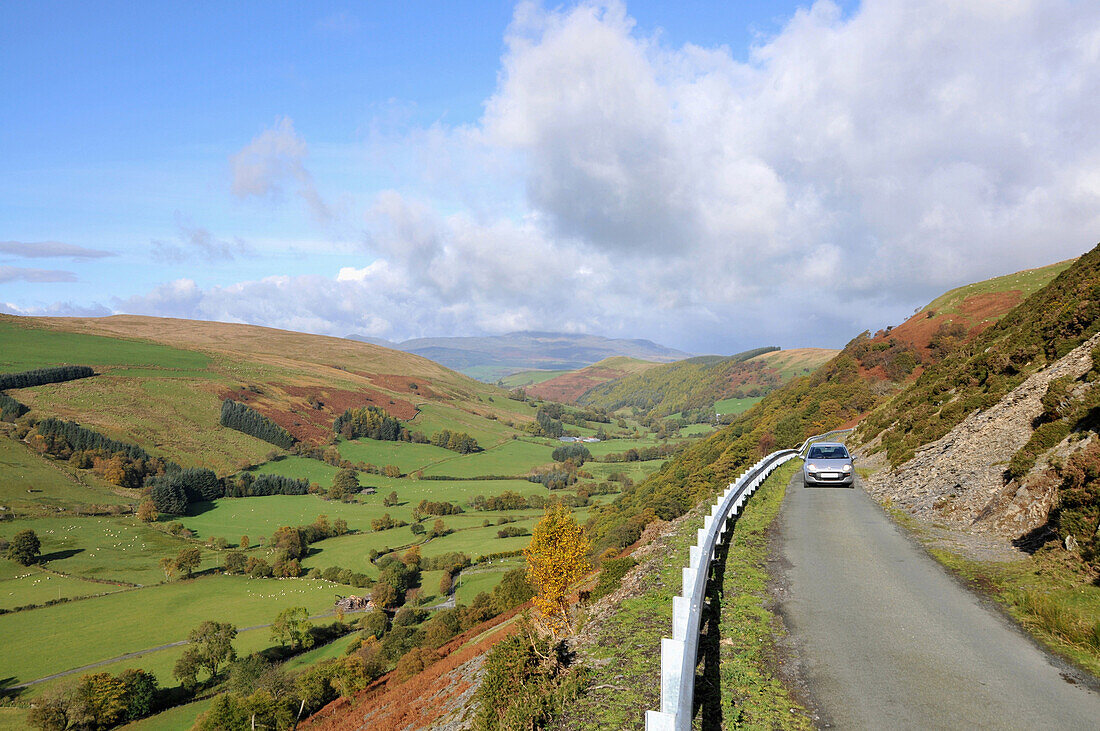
806,464 -> 818,471
842,464 -> 852,472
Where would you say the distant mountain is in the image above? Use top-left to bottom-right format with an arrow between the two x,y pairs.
347,331 -> 691,381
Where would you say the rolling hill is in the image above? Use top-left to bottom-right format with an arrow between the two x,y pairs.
347,330 -> 691,382
522,356 -> 665,403
574,346 -> 837,420
0,314 -> 539,475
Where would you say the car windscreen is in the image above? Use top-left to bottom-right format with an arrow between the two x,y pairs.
808,445 -> 849,460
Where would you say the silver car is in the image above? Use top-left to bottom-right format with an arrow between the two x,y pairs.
802,442 -> 854,487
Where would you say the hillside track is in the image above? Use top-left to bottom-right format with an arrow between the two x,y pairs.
774,472 -> 1100,729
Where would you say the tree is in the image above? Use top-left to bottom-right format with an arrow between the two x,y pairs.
270,606 -> 314,651
6,529 -> 41,565
175,546 -> 202,578
174,621 -> 237,688
383,490 -> 399,507
224,551 -> 247,574
136,500 -> 158,523
524,503 -> 591,638
331,468 -> 359,500
159,556 -> 176,580
430,518 -> 447,537
370,581 -> 398,610
240,535 -> 250,549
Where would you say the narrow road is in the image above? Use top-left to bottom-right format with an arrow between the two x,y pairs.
774,472 -> 1100,729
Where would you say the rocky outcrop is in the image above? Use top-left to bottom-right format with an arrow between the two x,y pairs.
859,332 -> 1100,538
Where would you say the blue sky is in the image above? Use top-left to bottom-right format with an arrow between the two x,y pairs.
2,1 -> 1097,353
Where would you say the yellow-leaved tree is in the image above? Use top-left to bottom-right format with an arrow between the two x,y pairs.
524,502 -> 591,638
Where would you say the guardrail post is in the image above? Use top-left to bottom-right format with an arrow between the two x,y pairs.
660,637 -> 686,715
672,595 -> 689,641
645,710 -> 676,730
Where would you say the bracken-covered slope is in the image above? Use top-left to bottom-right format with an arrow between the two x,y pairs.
0,314 -> 536,474
575,346 -> 825,419
522,356 -> 665,403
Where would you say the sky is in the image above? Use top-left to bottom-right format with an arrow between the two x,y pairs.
2,0 -> 1099,354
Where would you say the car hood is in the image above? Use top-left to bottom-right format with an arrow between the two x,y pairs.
805,459 -> 850,468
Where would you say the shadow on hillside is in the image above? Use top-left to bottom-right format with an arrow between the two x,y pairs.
39,548 -> 83,562
0,676 -> 24,701
1013,524 -> 1059,554
185,501 -> 218,517
692,512 -> 739,730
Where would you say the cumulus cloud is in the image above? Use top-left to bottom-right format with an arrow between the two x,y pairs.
0,266 -> 78,283
151,218 -> 252,263
0,241 -> 115,259
230,117 -> 332,222
118,0 -> 1100,351
0,300 -> 111,317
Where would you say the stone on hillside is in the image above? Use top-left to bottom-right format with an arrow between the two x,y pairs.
1064,534 -> 1078,552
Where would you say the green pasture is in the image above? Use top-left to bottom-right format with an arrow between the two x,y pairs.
418,518 -> 537,559
419,439 -> 553,478
715,396 -> 763,415
181,494 -> 376,539
0,560 -> 124,609
408,402 -> 515,446
0,437 -> 134,510
8,516 -> 206,586
336,438 -> 455,473
121,698 -> 214,731
922,258 -> 1073,317
283,633 -> 362,672
0,574 -> 351,684
256,456 -> 340,486
583,437 -> 670,457
498,370 -> 570,388
585,459 -> 667,483
453,559 -> 524,604
679,423 -> 717,437
0,321 -> 211,374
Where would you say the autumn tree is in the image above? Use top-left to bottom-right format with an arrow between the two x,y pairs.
524,503 -> 591,638
136,500 -> 158,523
6,529 -> 41,565
270,606 -> 314,651
175,546 -> 202,578
174,621 -> 237,688
159,556 -> 176,580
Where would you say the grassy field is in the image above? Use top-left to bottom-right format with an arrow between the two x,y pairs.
0,436 -> 134,511
922,259 -> 1074,317
454,559 -> 525,604
679,423 -> 717,437
714,395 -> 764,415
0,320 -> 211,373
10,516 -> 212,586
0,560 -> 125,609
498,370 -> 571,388
0,574 -> 354,684
256,455 -> 341,485
408,402 -> 515,447
419,439 -> 553,478
121,698 -> 214,731
336,438 -> 456,473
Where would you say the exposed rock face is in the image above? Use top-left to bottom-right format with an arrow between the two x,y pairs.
860,332 -> 1100,538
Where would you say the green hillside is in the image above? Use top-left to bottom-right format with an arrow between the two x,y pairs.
577,346 -> 787,419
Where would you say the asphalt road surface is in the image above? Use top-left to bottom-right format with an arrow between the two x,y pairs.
775,472 -> 1100,729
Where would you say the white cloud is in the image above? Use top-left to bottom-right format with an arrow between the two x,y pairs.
0,266 -> 77,283
116,0 -> 1100,352
230,117 -> 332,223
151,217 -> 252,263
0,241 -> 115,259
